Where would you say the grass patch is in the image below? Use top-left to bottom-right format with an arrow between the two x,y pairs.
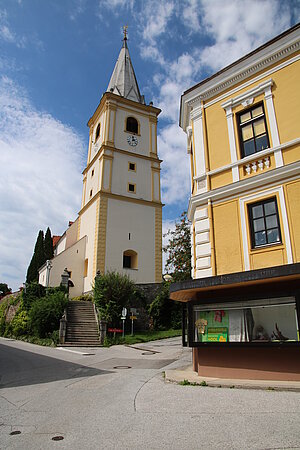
178,379 -> 207,387
104,329 -> 181,346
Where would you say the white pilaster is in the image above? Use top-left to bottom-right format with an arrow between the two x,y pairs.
264,86 -> 283,167
225,106 -> 239,182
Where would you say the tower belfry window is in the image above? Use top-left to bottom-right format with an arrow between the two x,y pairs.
95,123 -> 100,141
126,117 -> 138,134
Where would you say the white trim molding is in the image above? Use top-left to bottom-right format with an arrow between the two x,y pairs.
188,159 -> 300,220
222,78 -> 283,181
239,187 -> 293,270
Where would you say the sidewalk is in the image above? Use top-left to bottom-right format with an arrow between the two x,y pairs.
165,364 -> 300,392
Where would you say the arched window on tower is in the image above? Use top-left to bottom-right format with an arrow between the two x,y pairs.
95,123 -> 101,141
126,117 -> 138,134
123,250 -> 138,269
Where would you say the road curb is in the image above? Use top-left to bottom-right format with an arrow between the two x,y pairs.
165,365 -> 300,392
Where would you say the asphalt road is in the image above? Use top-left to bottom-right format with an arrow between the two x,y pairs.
0,337 -> 299,450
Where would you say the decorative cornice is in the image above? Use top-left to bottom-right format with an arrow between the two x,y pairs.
221,79 -> 273,109
202,41 -> 299,101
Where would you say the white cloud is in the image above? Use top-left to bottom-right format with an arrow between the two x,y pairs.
0,77 -> 85,291
182,0 -> 201,32
158,123 -> 190,206
0,8 -> 27,48
141,1 -> 175,44
199,0 -> 292,71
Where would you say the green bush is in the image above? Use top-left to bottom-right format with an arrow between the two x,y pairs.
28,291 -> 68,338
149,282 -> 182,330
0,299 -> 8,335
11,308 -> 29,336
93,271 -> 139,325
23,282 -> 46,310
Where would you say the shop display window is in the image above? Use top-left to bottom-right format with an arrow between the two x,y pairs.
193,297 -> 298,344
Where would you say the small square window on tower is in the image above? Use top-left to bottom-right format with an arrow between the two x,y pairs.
128,162 -> 136,172
128,183 -> 136,193
90,189 -> 93,197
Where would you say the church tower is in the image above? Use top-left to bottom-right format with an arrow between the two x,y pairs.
78,30 -> 162,292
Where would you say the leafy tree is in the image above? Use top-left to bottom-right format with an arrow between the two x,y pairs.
26,230 -> 45,283
149,282 -> 182,330
0,283 -> 12,298
44,227 -> 54,260
93,271 -> 138,325
163,211 -> 192,282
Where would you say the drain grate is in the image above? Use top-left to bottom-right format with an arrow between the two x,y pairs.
10,431 -> 21,436
141,351 -> 156,355
113,365 -> 132,369
52,436 -> 64,441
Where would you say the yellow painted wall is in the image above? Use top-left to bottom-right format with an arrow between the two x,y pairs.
210,169 -> 232,190
285,179 -> 300,262
272,59 -> 300,144
213,200 -> 243,274
250,247 -> 285,270
205,102 -> 231,170
282,143 -> 300,166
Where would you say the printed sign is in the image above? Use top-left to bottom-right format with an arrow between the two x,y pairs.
207,327 -> 228,342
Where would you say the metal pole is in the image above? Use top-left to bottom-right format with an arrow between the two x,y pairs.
131,318 -> 134,336
122,319 -> 125,338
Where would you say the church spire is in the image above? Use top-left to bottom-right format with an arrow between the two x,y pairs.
107,27 -> 145,104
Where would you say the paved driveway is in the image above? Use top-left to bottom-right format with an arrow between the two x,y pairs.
0,337 -> 299,450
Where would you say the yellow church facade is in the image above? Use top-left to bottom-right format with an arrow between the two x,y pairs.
171,24 -> 300,381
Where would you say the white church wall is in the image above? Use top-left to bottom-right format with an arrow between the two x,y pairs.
79,200 -> 97,291
56,235 -> 66,255
42,236 -> 87,298
105,198 -> 156,283
84,159 -> 100,205
114,108 -> 150,157
110,152 -> 152,200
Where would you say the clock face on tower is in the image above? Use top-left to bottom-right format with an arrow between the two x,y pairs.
127,135 -> 138,147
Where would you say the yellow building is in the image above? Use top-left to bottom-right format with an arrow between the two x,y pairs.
39,32 -> 163,296
171,24 -> 300,381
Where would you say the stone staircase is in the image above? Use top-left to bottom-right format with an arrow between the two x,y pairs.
63,301 -> 100,347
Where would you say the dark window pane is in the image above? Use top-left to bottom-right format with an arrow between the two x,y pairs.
255,231 -> 267,246
264,201 -> 276,215
266,215 -> 278,229
252,205 -> 263,218
255,134 -> 268,151
123,255 -> 131,268
253,218 -> 265,232
243,139 -> 255,156
126,117 -> 138,133
267,229 -> 280,244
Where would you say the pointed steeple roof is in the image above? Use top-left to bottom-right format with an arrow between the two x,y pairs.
107,32 -> 145,104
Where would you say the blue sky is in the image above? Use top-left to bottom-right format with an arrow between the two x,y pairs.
0,0 -> 299,290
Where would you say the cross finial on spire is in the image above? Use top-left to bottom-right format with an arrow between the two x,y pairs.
122,25 -> 128,40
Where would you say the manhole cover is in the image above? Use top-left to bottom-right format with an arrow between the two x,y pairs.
52,436 -> 64,441
113,365 -> 131,369
10,431 -> 21,436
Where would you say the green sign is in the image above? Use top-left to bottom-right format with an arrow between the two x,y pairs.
207,327 -> 228,342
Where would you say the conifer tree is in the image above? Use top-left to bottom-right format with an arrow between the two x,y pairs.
44,227 -> 54,260
26,230 -> 45,283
